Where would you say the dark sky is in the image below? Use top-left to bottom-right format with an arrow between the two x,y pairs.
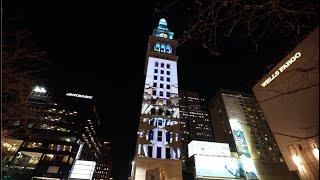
4,1 -> 314,179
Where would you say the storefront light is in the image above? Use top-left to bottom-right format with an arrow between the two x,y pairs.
292,154 -> 303,167
312,148 -> 319,161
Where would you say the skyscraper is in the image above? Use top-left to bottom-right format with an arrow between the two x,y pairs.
132,19 -> 183,180
179,91 -> 214,160
2,88 -> 109,180
208,89 -> 298,180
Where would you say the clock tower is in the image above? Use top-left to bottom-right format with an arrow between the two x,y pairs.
132,18 -> 183,180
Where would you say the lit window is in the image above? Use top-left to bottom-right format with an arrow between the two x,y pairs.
160,44 -> 165,52
154,43 -> 161,52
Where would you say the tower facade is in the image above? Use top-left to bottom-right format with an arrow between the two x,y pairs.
132,19 -> 182,180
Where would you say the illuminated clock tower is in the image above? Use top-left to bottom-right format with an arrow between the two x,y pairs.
132,18 -> 183,180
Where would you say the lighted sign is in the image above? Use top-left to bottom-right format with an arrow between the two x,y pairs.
69,160 -> 96,180
261,52 -> 301,87
188,141 -> 231,157
194,155 -> 245,178
229,119 -> 258,179
66,93 -> 93,99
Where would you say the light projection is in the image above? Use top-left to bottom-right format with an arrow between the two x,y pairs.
133,18 -> 182,180
229,119 -> 259,179
194,155 -> 245,179
136,56 -> 181,160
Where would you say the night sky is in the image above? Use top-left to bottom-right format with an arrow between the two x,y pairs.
4,1 -> 313,179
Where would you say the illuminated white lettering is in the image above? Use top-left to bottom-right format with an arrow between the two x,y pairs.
66,93 -> 93,99
261,52 -> 301,87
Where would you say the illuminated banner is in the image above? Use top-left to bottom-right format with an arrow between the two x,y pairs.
66,93 -> 93,99
261,52 -> 301,87
69,160 -> 96,180
188,141 -> 231,157
229,119 -> 258,179
194,155 -> 245,179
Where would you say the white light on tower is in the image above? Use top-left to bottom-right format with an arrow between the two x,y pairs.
33,86 -> 46,93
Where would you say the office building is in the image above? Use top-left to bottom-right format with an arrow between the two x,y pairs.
253,28 -> 319,180
208,89 -> 298,180
132,18 -> 183,180
179,91 -> 214,160
2,88 -> 108,180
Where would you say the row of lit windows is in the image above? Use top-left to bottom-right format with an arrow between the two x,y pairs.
154,43 -> 172,54
22,142 -> 73,152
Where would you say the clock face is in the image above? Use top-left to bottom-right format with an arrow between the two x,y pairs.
159,33 -> 168,38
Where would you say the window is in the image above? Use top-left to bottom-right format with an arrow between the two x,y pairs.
159,91 -> 163,96
166,85 -> 170,89
166,64 -> 170,69
155,62 -> 158,67
154,76 -> 157,80
153,83 -> 157,87
160,70 -> 164,74
157,131 -> 162,141
47,166 -> 59,174
160,44 -> 165,52
165,45 -> 172,54
161,63 -> 164,68
149,131 -> 154,140
152,90 -> 156,95
157,147 -> 162,158
160,76 -> 164,81
166,92 -> 170,98
160,84 -> 163,88
154,43 -> 160,52
167,71 -> 170,75
166,147 -> 171,159
148,146 -> 153,157
167,77 -> 170,82
154,69 -> 158,73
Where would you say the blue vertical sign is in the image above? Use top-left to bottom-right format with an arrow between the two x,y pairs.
229,119 -> 259,179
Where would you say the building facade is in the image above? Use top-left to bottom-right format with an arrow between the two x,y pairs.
208,89 -> 298,180
253,28 -> 319,180
179,91 -> 214,161
132,18 -> 182,180
2,88 -> 109,180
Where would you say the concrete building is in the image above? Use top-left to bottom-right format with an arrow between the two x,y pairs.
208,89 -> 298,180
132,18 -> 182,180
253,28 -> 319,180
179,91 -> 214,160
